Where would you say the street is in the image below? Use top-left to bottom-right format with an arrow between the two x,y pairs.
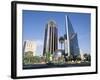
23,62 -> 91,69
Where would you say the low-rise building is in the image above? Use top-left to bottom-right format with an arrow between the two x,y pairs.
23,40 -> 37,56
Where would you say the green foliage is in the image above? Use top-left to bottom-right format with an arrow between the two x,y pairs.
40,56 -> 46,62
75,55 -> 81,61
33,56 -> 41,63
52,55 -> 65,64
66,55 -> 73,61
45,52 -> 52,63
23,55 -> 33,64
83,54 -> 91,62
24,51 -> 33,58
57,55 -> 65,64
23,52 -> 41,64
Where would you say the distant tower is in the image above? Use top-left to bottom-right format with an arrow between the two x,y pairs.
43,20 -> 58,56
64,34 -> 68,55
80,49 -> 84,60
64,16 -> 80,57
23,40 -> 37,56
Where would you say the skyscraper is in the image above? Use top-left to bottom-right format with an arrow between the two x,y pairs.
43,20 -> 58,56
65,16 -> 80,57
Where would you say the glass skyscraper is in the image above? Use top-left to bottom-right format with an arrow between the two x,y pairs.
43,16 -> 80,57
43,20 -> 58,56
65,16 -> 80,57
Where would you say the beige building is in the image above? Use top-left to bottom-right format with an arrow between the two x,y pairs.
23,40 -> 37,56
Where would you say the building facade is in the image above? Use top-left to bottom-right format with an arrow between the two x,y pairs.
23,40 -> 37,56
43,20 -> 58,56
65,16 -> 80,57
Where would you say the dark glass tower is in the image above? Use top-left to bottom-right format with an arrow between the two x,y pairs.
43,20 -> 58,56
65,16 -> 80,57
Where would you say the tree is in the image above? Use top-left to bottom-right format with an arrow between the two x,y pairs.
59,36 -> 64,50
24,51 -> 33,57
23,51 -> 34,64
23,51 -> 41,64
83,53 -> 91,62
58,55 -> 65,64
76,55 -> 81,61
45,52 -> 52,63
32,56 -> 41,63
40,56 -> 46,63
87,54 -> 91,62
67,55 -> 73,61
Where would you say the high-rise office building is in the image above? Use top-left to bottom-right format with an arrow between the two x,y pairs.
23,40 -> 37,56
65,16 -> 80,57
43,20 -> 58,56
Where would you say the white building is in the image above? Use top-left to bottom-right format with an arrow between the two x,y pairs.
80,49 -> 85,60
23,40 -> 37,56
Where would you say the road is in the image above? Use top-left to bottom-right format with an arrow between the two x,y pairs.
23,62 -> 91,69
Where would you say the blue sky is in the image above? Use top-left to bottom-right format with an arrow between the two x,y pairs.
23,10 -> 91,56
